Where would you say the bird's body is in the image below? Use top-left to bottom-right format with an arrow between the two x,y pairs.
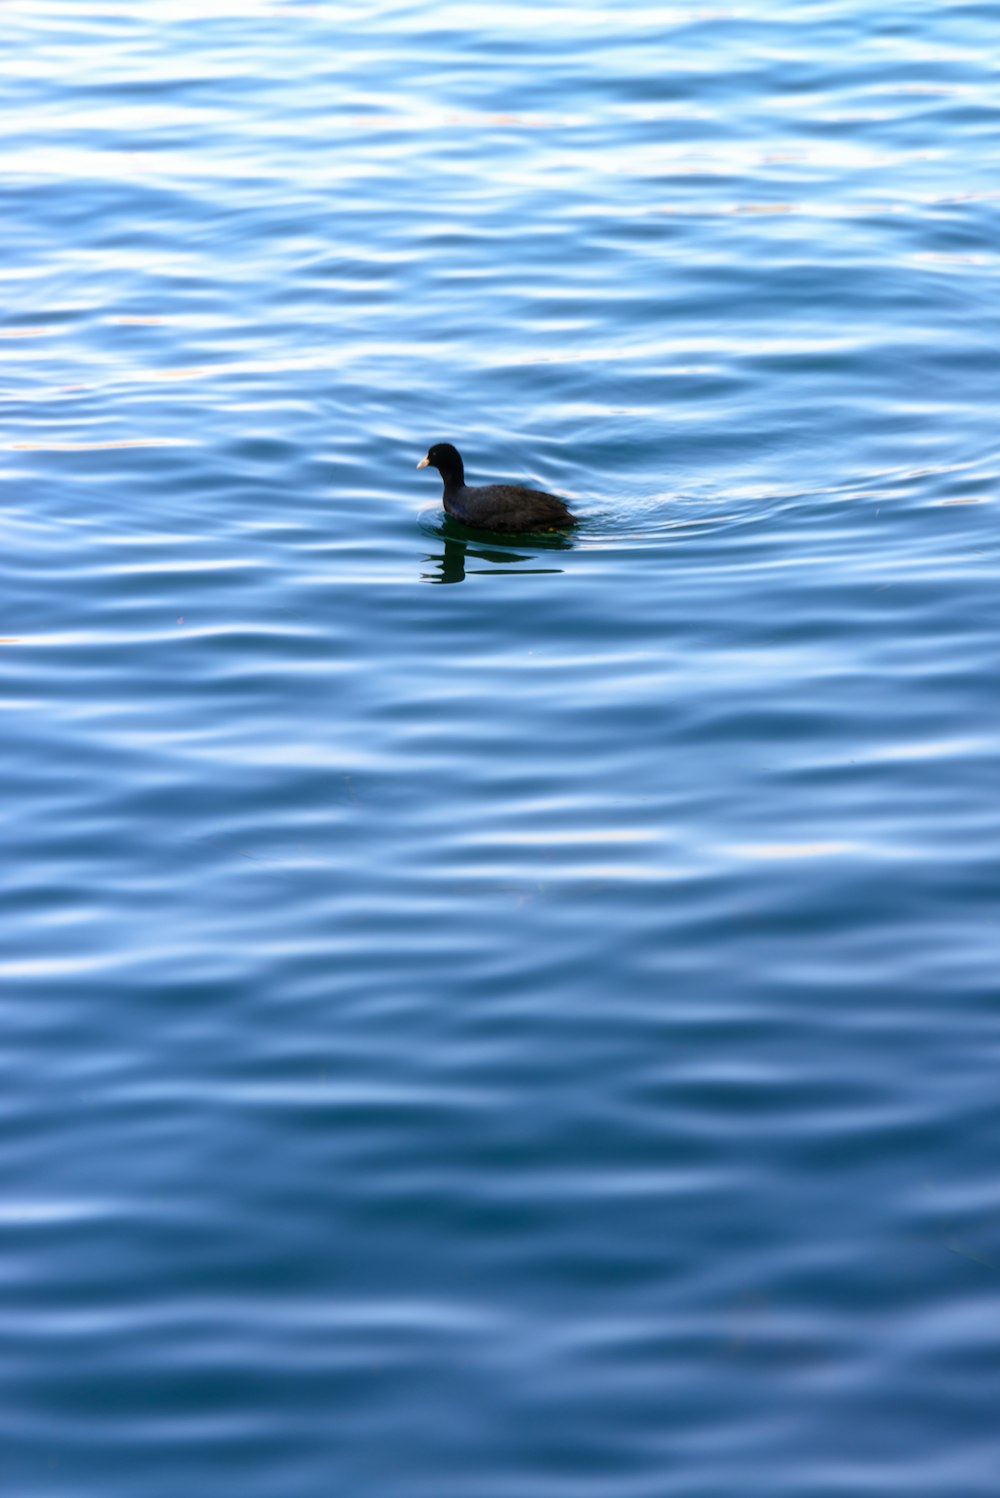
417,443 -> 578,533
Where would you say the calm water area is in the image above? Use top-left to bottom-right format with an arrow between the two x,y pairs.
2,2 -> 1000,1493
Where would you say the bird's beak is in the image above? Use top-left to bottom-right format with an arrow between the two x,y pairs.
416,456 -> 430,469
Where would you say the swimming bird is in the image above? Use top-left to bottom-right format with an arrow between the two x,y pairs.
417,442 -> 578,532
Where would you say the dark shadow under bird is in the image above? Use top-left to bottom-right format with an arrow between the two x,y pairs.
417,442 -> 579,533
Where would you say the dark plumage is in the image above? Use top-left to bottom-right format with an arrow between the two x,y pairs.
417,442 -> 578,532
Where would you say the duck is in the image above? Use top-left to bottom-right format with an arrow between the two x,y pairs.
417,442 -> 578,532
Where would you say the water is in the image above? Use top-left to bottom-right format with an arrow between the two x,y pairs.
3,2 -> 1000,1492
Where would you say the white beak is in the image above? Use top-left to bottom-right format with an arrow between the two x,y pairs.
416,455 -> 430,469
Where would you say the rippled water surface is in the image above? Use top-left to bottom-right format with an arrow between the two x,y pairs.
3,2 -> 1000,1492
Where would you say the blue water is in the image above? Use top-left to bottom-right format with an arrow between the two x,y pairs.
3,3 -> 1000,1493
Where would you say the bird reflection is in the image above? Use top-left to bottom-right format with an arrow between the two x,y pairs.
421,518 -> 574,585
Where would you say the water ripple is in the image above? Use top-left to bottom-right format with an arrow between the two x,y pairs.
3,2 -> 1000,1495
